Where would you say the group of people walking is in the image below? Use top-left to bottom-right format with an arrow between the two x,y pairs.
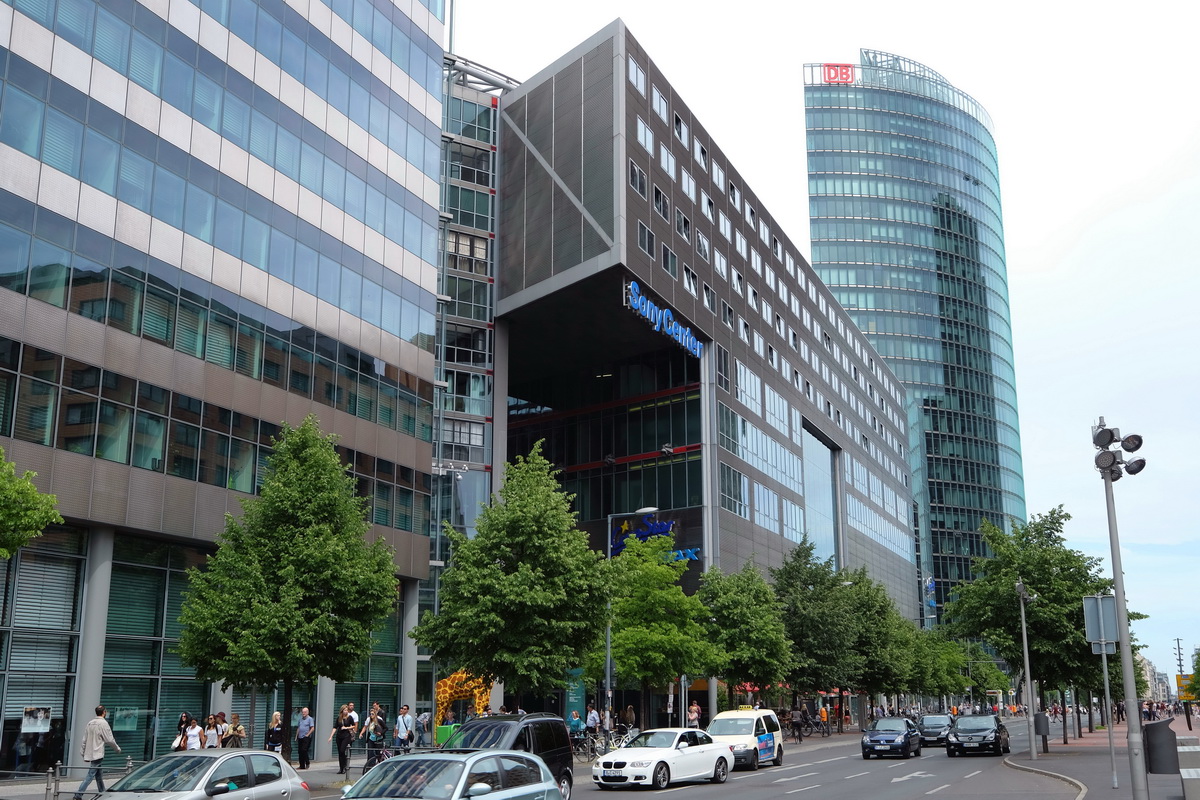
171,711 -> 251,750
328,701 -> 421,775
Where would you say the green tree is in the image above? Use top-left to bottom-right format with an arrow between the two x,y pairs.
771,537 -> 861,699
410,441 -> 609,697
0,445 -> 63,557
907,629 -> 972,702
943,507 -> 1120,708
611,532 -> 721,725
698,561 -> 794,707
845,569 -> 913,696
177,415 -> 397,760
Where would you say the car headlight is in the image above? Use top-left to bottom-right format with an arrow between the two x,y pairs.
861,735 -> 870,744
732,744 -> 748,751
630,760 -> 652,768
983,733 -> 995,741
947,733 -> 959,742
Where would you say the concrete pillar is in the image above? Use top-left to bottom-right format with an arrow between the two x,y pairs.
313,677 -> 335,762
401,580 -> 419,708
69,527 -> 114,767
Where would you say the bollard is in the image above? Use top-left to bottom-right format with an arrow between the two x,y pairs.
45,764 -> 55,800
126,754 -> 134,775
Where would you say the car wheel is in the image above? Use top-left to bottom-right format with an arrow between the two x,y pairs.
558,772 -> 572,800
1002,738 -> 1011,754
903,746 -> 912,759
774,747 -> 783,767
947,748 -> 957,758
652,763 -> 670,790
711,758 -> 729,784
748,750 -> 759,771
862,751 -> 871,760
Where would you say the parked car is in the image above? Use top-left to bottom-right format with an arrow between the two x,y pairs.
706,708 -> 784,769
100,749 -> 309,800
441,713 -> 573,799
344,749 -> 556,800
592,728 -> 732,790
860,717 -> 921,759
946,714 -> 1010,757
917,713 -> 954,747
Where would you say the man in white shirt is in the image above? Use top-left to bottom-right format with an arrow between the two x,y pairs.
394,704 -> 414,753
347,703 -> 359,726
72,706 -> 121,800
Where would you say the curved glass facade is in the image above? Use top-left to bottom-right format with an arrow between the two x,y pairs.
803,50 -> 1026,621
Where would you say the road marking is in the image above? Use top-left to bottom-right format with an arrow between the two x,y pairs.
887,761 -> 909,768
814,756 -> 847,764
773,773 -> 819,782
925,784 -> 952,794
772,764 -> 815,772
785,785 -> 821,794
844,771 -> 869,779
891,770 -> 935,783
964,770 -> 981,778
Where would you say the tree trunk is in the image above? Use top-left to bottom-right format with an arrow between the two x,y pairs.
282,679 -> 293,763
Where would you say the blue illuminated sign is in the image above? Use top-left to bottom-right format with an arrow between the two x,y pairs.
624,281 -> 703,358
610,514 -> 700,562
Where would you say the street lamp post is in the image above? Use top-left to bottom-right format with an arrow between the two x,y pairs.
1092,418 -> 1149,800
604,506 -> 657,731
1015,577 -> 1037,762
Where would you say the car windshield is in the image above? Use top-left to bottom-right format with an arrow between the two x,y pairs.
626,731 -> 678,748
921,716 -> 952,727
346,759 -> 465,800
869,719 -> 907,732
442,721 -> 511,748
954,717 -> 996,732
107,755 -> 213,792
707,719 -> 753,736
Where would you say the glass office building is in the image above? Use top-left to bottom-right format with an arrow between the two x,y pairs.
803,51 -> 1026,622
0,0 -> 444,770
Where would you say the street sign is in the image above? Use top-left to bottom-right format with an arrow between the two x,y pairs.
1083,594 -> 1118,644
1092,641 -> 1117,655
1178,674 -> 1195,702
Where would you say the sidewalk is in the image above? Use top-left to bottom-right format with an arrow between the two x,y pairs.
1003,715 -> 1198,800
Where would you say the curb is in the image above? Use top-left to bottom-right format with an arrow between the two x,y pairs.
1003,755 -> 1087,800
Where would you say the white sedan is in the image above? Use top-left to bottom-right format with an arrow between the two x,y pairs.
592,728 -> 732,790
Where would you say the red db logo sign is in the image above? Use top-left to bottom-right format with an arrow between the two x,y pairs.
823,64 -> 855,84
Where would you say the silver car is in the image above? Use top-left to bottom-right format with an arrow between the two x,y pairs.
101,750 -> 309,800
344,750 -> 559,800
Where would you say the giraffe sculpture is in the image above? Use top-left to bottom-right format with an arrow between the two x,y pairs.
434,670 -> 491,726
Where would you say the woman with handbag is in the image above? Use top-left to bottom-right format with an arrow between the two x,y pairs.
173,713 -> 192,751
264,712 -> 284,752
223,714 -> 246,747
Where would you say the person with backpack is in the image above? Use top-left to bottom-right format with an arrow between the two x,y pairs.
360,709 -> 387,769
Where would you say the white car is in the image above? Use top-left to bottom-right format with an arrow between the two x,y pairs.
592,727 -> 732,790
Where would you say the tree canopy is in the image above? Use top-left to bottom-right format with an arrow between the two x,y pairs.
177,415 -> 398,755
410,441 -> 609,697
698,560 -> 793,705
0,445 -> 63,558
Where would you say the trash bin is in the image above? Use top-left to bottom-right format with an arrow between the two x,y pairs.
1145,718 -> 1179,774
1034,713 -> 1050,736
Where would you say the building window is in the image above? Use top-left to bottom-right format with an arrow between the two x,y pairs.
714,251 -> 728,279
732,270 -> 743,295
627,56 -> 646,95
729,182 -> 741,211
716,345 -> 730,390
680,169 -> 695,202
735,231 -> 747,259
712,163 -> 725,192
754,483 -> 780,534
674,209 -> 690,242
703,283 -> 716,312
785,252 -> 796,277
772,236 -> 783,260
721,301 -> 733,328
734,360 -> 762,415
739,317 -> 750,343
693,140 -> 708,171
753,331 -> 765,357
748,287 -> 759,312
673,113 -> 689,146
696,232 -> 710,262
751,250 -> 762,275
638,222 -> 655,257
636,117 -> 654,152
759,219 -> 770,244
629,160 -> 647,197
652,86 -> 668,121
718,212 -> 731,241
661,244 -> 678,278
745,204 -> 756,227
683,265 -> 697,296
719,463 -> 749,519
701,192 -> 714,221
765,268 -> 776,291
653,186 -> 670,220
659,145 -> 676,177
446,231 -> 490,275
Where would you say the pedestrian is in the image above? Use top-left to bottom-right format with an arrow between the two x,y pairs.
71,706 -> 121,800
360,709 -> 386,768
328,704 -> 354,774
394,704 -> 415,754
223,714 -> 246,748
585,704 -> 599,735
264,711 -> 283,752
295,708 -> 315,769
174,712 -> 192,750
203,715 -> 221,748
687,700 -> 700,729
184,716 -> 203,750
346,702 -> 359,728
621,704 -> 637,731
415,710 -> 431,747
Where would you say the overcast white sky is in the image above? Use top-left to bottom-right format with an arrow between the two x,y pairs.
446,0 -> 1200,682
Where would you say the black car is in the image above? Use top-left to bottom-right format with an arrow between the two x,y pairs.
917,713 -> 954,747
946,714 -> 1010,757
860,717 -> 921,759
442,713 -> 573,799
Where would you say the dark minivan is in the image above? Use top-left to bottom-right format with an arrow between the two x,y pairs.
443,713 -> 573,799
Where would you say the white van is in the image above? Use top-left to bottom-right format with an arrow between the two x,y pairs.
705,708 -> 783,769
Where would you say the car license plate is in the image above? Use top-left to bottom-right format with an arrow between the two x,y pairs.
874,745 -> 889,750
964,743 -> 978,748
602,770 -> 622,776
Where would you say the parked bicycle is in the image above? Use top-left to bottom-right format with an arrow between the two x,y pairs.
361,745 -> 395,775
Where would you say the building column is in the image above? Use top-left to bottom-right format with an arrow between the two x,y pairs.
313,677 -> 335,762
401,580 -> 419,706
69,526 -> 115,767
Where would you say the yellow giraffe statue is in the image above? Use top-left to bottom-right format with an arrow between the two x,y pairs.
435,670 -> 491,726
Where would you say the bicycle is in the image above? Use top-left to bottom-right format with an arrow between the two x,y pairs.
572,732 -> 596,764
798,719 -> 815,738
361,744 -> 395,775
819,719 -> 832,738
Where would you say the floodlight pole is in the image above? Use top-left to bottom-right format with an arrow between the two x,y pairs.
1102,468 -> 1149,800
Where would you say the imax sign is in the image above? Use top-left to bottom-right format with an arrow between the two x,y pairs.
624,281 -> 703,358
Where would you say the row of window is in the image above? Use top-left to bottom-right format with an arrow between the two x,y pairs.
0,340 -> 432,532
306,0 -> 443,94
